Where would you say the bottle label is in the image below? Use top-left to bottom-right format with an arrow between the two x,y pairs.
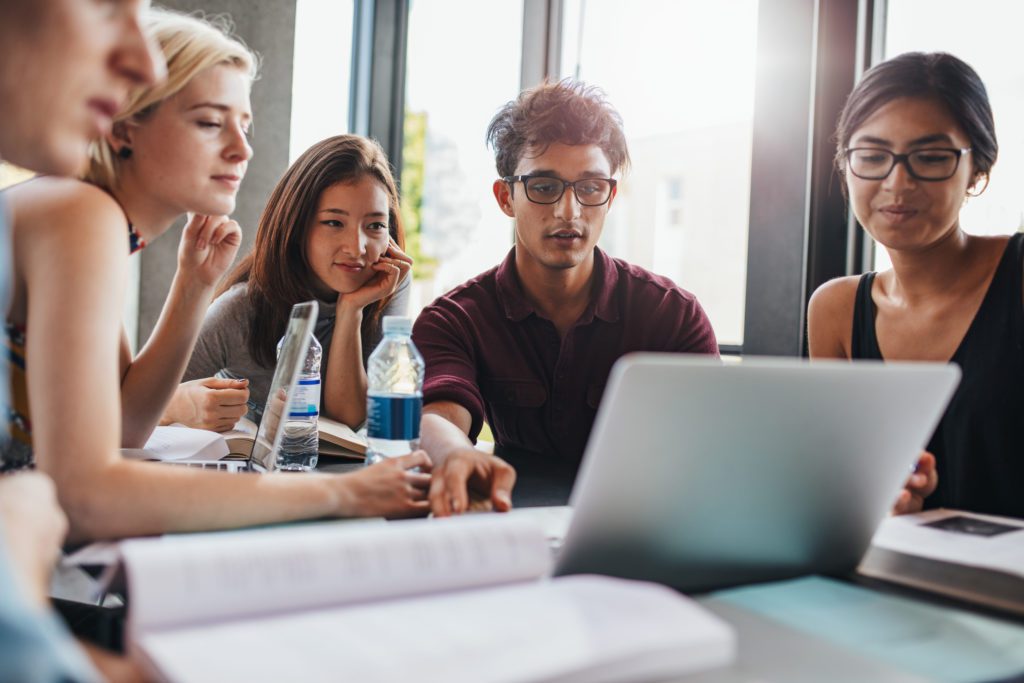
288,378 -> 320,418
367,394 -> 422,440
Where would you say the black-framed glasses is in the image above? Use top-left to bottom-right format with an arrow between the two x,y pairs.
845,147 -> 971,181
503,174 -> 617,206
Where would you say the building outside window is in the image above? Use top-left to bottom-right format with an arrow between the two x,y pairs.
289,0 -> 354,162
401,0 -> 524,318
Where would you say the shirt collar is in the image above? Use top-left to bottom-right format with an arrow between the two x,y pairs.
495,247 -> 534,322
589,247 -> 621,324
494,246 -> 621,324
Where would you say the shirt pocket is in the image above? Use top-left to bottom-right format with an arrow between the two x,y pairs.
480,378 -> 547,449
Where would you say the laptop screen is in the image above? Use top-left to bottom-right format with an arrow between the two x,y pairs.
248,301 -> 318,472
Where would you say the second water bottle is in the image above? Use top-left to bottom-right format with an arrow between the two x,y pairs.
366,316 -> 424,465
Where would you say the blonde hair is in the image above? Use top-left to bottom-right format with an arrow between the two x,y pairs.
86,8 -> 258,189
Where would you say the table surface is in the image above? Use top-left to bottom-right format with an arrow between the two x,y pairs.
51,458 -> 1022,682
320,458 -> 1024,682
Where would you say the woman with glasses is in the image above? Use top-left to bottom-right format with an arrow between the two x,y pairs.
808,52 -> 1022,518
167,134 -> 412,432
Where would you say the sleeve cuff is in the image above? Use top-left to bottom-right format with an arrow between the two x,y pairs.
423,375 -> 486,442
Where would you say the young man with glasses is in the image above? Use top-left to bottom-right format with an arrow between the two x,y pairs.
414,80 -> 718,516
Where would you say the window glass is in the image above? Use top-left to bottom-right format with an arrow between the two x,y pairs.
402,0 -> 524,317
873,1 -> 1024,271
289,0 -> 354,162
560,0 -> 760,346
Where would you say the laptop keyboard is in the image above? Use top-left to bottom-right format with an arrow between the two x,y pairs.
164,461 -> 244,472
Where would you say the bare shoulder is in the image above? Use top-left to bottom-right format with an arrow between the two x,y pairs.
807,275 -> 861,358
808,275 -> 860,314
8,179 -> 128,298
972,233 -> 1014,263
8,178 -> 126,241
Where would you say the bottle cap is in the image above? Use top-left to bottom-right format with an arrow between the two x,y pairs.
382,316 -> 413,335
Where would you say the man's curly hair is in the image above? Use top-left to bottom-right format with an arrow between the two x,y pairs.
486,79 -> 630,178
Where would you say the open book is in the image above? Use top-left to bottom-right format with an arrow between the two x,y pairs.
130,418 -> 368,466
858,509 -> 1024,616
121,426 -> 231,463
121,515 -> 735,683
224,416 -> 367,459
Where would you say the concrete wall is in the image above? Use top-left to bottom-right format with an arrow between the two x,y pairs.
136,0 -> 296,344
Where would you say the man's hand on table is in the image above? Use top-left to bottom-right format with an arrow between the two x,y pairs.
428,448 -> 516,517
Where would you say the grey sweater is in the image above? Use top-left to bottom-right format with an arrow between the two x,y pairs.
184,277 -> 410,421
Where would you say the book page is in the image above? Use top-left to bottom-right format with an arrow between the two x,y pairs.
123,514 -> 550,634
222,417 -> 258,457
869,510 -> 1024,577
120,426 -> 229,462
318,416 -> 367,454
318,442 -> 364,459
133,575 -> 735,683
223,416 -> 258,438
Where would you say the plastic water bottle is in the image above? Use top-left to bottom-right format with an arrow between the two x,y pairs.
275,334 -> 322,471
366,316 -> 424,465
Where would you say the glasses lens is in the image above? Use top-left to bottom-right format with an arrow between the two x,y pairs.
524,177 -> 564,203
574,178 -> 613,206
849,149 -> 894,179
908,150 -> 959,179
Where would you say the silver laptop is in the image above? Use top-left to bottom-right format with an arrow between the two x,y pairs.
169,301 -> 317,473
553,354 -> 960,592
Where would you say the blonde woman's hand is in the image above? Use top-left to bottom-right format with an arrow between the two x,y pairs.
334,451 -> 432,519
163,377 -> 250,431
178,213 -> 243,288
338,239 -> 413,313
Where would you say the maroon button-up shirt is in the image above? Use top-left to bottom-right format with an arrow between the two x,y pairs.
413,247 -> 719,468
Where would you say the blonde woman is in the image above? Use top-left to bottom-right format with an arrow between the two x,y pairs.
3,9 -> 430,542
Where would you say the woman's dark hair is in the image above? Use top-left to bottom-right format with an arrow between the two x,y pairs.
834,52 -> 997,190
221,134 -> 406,368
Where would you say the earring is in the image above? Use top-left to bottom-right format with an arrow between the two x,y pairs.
118,147 -> 133,160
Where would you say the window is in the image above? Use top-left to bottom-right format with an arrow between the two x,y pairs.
872,0 -> 1024,271
654,177 -> 686,279
401,0 -> 524,317
289,0 -> 354,162
559,0 -> 759,346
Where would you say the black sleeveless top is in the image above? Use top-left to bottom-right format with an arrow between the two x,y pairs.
852,232 -> 1024,518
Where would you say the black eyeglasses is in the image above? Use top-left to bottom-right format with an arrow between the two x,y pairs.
845,147 -> 971,181
502,174 -> 617,206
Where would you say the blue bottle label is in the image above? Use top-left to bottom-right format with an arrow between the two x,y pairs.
367,394 -> 422,440
288,378 -> 320,418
